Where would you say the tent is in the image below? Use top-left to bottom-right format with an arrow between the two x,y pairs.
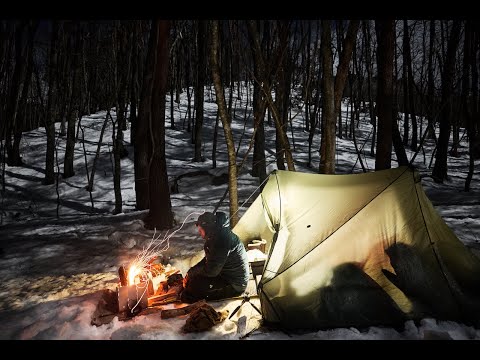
233,166 -> 480,330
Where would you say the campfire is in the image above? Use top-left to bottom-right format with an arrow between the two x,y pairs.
117,258 -> 184,316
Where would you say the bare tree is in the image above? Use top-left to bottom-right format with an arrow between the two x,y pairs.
463,20 -> 475,191
432,20 -> 461,183
319,20 -> 335,174
249,20 -> 268,182
5,21 -> 28,167
247,20 -> 295,171
134,21 -> 156,211
375,19 -> 395,170
319,20 -> 360,174
210,20 -> 239,227
9,21 -> 38,167
44,20 -> 59,185
362,21 -> 377,157
143,20 -> 174,230
63,22 -> 81,179
193,20 -> 207,162
403,20 -> 419,151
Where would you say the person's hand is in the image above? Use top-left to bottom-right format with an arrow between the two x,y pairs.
183,274 -> 188,288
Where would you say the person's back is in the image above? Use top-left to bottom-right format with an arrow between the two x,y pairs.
180,211 -> 249,303
211,212 -> 249,293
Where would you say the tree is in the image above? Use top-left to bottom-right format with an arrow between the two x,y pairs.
44,20 -> 59,185
63,22 -> 81,179
363,20 -> 377,157
210,20 -> 239,227
247,20 -> 295,171
134,21 -> 157,211
273,20 -> 293,171
375,19 -> 395,170
5,21 -> 29,167
319,20 -> 335,174
319,20 -> 360,174
432,20 -> 461,183
143,20 -> 174,230
8,21 -> 38,167
402,19 -> 419,151
249,20 -> 268,183
193,20 -> 207,162
463,20 -> 475,191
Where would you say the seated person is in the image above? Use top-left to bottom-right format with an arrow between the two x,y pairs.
180,211 -> 249,303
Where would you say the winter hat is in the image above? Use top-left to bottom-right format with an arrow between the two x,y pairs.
196,212 -> 216,229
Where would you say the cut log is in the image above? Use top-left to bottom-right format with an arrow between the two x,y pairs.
160,300 -> 206,319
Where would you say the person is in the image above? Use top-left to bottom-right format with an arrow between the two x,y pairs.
180,211 -> 250,303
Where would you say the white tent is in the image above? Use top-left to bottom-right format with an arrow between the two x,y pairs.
233,166 -> 480,329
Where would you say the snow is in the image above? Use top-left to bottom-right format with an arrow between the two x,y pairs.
1,83 -> 479,340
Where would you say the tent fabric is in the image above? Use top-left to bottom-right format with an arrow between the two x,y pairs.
233,166 -> 480,330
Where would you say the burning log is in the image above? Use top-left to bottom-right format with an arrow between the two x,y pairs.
148,284 -> 183,306
160,300 -> 206,319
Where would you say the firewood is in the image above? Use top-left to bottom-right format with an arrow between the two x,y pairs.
160,300 -> 206,319
149,292 -> 177,302
149,294 -> 179,306
148,283 -> 183,306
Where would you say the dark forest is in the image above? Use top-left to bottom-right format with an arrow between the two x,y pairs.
1,20 -> 479,229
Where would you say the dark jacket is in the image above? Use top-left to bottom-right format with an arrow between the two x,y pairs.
188,212 -> 249,292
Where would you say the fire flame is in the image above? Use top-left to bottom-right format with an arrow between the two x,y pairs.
128,264 -> 140,285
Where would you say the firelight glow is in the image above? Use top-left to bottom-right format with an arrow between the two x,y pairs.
124,211 -> 206,286
128,264 -> 140,285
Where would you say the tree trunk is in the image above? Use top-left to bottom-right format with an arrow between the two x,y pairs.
432,20 -> 461,183
12,21 -> 38,167
115,21 -> 130,159
426,20 -> 437,139
44,20 -> 59,185
374,20 -> 395,170
363,21 -> 377,156
134,21 -> 156,211
64,23 -> 81,179
319,20 -> 359,174
319,20 -> 335,174
129,22 -> 139,144
5,22 -> 28,167
144,20 -> 174,230
463,20 -> 474,191
210,20 -> 239,227
404,20 -> 418,151
194,20 -> 207,162
402,20 -> 410,147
